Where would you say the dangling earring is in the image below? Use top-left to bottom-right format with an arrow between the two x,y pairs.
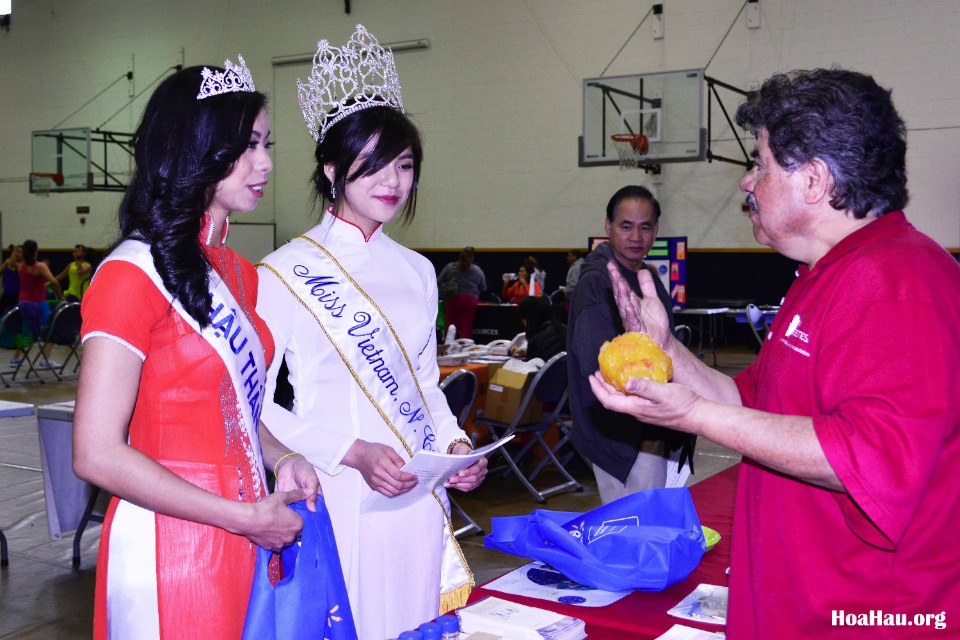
204,214 -> 216,246
331,184 -> 337,200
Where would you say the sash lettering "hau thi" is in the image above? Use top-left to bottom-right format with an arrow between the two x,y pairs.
208,301 -> 265,427
98,239 -> 268,483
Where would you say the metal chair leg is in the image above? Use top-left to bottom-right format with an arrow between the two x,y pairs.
492,440 -> 548,504
73,487 -> 104,569
450,496 -> 484,538
0,527 -> 8,567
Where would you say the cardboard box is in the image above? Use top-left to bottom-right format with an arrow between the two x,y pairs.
483,366 -> 543,425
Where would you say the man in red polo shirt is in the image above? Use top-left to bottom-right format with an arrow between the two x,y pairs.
590,69 -> 959,638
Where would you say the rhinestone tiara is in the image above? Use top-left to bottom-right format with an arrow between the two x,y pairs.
297,24 -> 405,142
197,55 -> 256,100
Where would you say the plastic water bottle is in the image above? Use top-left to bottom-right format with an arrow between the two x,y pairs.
398,631 -> 423,640
436,614 -> 460,639
418,621 -> 442,639
444,324 -> 457,345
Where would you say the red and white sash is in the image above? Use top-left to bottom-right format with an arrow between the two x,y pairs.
102,239 -> 267,483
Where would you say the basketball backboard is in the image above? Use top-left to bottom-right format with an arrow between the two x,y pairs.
580,69 -> 706,166
31,128 -> 134,193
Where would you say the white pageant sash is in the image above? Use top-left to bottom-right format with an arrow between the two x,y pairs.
259,235 -> 474,612
100,240 -> 268,486
260,238 -> 440,453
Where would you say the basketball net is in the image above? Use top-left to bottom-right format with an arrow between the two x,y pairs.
611,133 -> 649,170
29,173 -> 63,197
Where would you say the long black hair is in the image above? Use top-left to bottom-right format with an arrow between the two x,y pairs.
311,106 -> 423,225
119,65 -> 267,326
518,295 -> 566,339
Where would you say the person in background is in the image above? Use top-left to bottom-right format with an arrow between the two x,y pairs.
525,255 -> 547,292
438,246 -> 487,340
567,186 -> 693,504
71,59 -> 319,640
591,69 -> 960,637
512,295 -> 566,362
14,240 -> 64,368
256,25 -> 485,640
56,244 -> 93,302
502,261 -> 540,304
0,244 -> 23,314
559,249 -> 584,300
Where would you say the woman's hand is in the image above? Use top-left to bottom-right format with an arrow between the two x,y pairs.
239,490 -> 308,551
274,453 -> 322,511
344,440 -> 418,497
443,443 -> 488,491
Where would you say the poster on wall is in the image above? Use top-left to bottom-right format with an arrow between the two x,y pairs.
587,236 -> 687,308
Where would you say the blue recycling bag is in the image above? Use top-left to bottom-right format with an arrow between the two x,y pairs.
485,487 -> 705,592
242,498 -> 358,640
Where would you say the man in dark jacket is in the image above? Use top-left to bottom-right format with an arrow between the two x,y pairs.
567,185 -> 693,503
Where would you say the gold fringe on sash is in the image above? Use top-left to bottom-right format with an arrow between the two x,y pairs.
439,581 -> 473,615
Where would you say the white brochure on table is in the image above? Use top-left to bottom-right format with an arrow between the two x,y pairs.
485,561 -> 633,608
363,435 -> 514,512
655,624 -> 726,640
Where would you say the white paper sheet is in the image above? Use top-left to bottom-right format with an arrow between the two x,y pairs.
458,596 -> 586,640
655,623 -> 726,639
665,448 -> 693,488
362,435 -> 515,512
485,561 -> 633,607
667,584 -> 728,625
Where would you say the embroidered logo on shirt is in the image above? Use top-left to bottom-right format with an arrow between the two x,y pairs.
785,314 -> 810,343
781,313 -> 811,357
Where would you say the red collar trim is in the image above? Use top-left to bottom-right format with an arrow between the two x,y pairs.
327,205 -> 382,242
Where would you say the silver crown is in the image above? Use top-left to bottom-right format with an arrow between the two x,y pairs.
297,24 -> 405,142
197,55 -> 256,100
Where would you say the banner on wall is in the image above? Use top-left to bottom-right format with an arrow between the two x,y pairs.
588,236 -> 687,308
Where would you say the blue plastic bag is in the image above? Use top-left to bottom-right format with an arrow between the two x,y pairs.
242,498 -> 358,640
485,487 -> 705,592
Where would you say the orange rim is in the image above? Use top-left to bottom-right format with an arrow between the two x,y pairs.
611,133 -> 648,153
30,172 -> 65,186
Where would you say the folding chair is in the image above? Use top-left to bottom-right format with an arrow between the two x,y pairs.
527,393 -> 590,483
439,368 -> 484,538
0,306 -> 20,388
674,323 -> 693,348
478,291 -> 501,304
548,289 -> 566,305
745,304 -> 769,350
475,352 -> 582,503
32,302 -> 82,380
0,305 -> 45,385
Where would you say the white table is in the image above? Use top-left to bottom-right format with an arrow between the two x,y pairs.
37,400 -> 106,567
0,400 -> 35,566
675,307 -> 729,365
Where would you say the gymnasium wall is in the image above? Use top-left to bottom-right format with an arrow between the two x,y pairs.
1,0 -> 957,258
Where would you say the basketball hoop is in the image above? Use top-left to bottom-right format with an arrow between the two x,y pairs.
29,172 -> 64,197
611,133 -> 649,170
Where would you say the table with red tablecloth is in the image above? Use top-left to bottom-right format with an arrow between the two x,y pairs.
467,463 -> 739,639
